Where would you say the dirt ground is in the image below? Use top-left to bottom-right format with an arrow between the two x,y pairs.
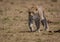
0,0 -> 60,42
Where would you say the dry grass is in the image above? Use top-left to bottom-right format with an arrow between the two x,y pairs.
0,0 -> 60,42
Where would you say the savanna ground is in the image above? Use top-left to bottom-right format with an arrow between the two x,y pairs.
0,0 -> 60,42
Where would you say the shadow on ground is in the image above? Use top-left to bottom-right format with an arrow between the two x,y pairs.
19,30 -> 60,33
19,31 -> 33,33
54,30 -> 60,33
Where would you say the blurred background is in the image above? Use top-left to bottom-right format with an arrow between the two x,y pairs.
0,0 -> 60,42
